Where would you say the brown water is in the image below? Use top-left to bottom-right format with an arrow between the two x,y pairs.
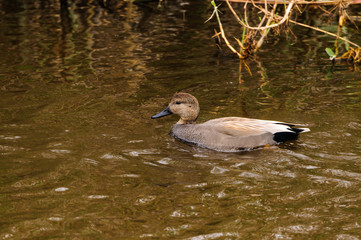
1,1 -> 361,239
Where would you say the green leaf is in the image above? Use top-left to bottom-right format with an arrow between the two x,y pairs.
211,0 -> 216,7
241,26 -> 246,42
325,48 -> 336,60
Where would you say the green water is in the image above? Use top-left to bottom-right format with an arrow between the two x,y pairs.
1,1 -> 361,239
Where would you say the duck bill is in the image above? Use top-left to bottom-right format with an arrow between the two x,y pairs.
151,106 -> 173,119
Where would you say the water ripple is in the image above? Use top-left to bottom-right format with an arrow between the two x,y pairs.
210,166 -> 229,174
123,149 -> 160,157
0,135 -> 22,140
309,175 -> 354,188
277,224 -> 318,234
325,169 -> 361,181
187,232 -> 240,240
100,153 -> 128,160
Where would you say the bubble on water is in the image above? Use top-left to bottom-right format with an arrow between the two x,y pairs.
3,234 -> 13,239
128,140 -> 144,143
48,217 -> 63,222
55,187 -> 69,192
136,196 -> 156,205
88,195 -> 108,199
157,157 -> 172,165
211,166 -> 229,174
50,149 -> 71,154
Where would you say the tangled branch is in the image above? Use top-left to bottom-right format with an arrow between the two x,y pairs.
207,0 -> 361,65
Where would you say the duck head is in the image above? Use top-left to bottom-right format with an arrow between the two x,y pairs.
151,92 -> 200,124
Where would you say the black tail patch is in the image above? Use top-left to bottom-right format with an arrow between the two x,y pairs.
273,131 -> 299,143
273,125 -> 308,143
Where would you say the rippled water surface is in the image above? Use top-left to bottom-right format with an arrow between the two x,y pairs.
1,1 -> 361,239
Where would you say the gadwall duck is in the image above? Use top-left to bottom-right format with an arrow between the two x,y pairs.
152,93 -> 310,152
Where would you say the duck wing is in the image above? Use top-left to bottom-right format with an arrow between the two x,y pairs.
204,117 -> 274,136
204,117 -> 309,142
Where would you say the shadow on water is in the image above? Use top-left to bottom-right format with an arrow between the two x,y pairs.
1,0 -> 361,239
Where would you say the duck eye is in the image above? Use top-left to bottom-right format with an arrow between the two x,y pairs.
175,101 -> 181,105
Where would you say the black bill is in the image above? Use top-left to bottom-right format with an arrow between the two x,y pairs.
151,106 -> 173,119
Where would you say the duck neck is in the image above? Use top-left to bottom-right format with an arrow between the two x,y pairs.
177,119 -> 196,125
